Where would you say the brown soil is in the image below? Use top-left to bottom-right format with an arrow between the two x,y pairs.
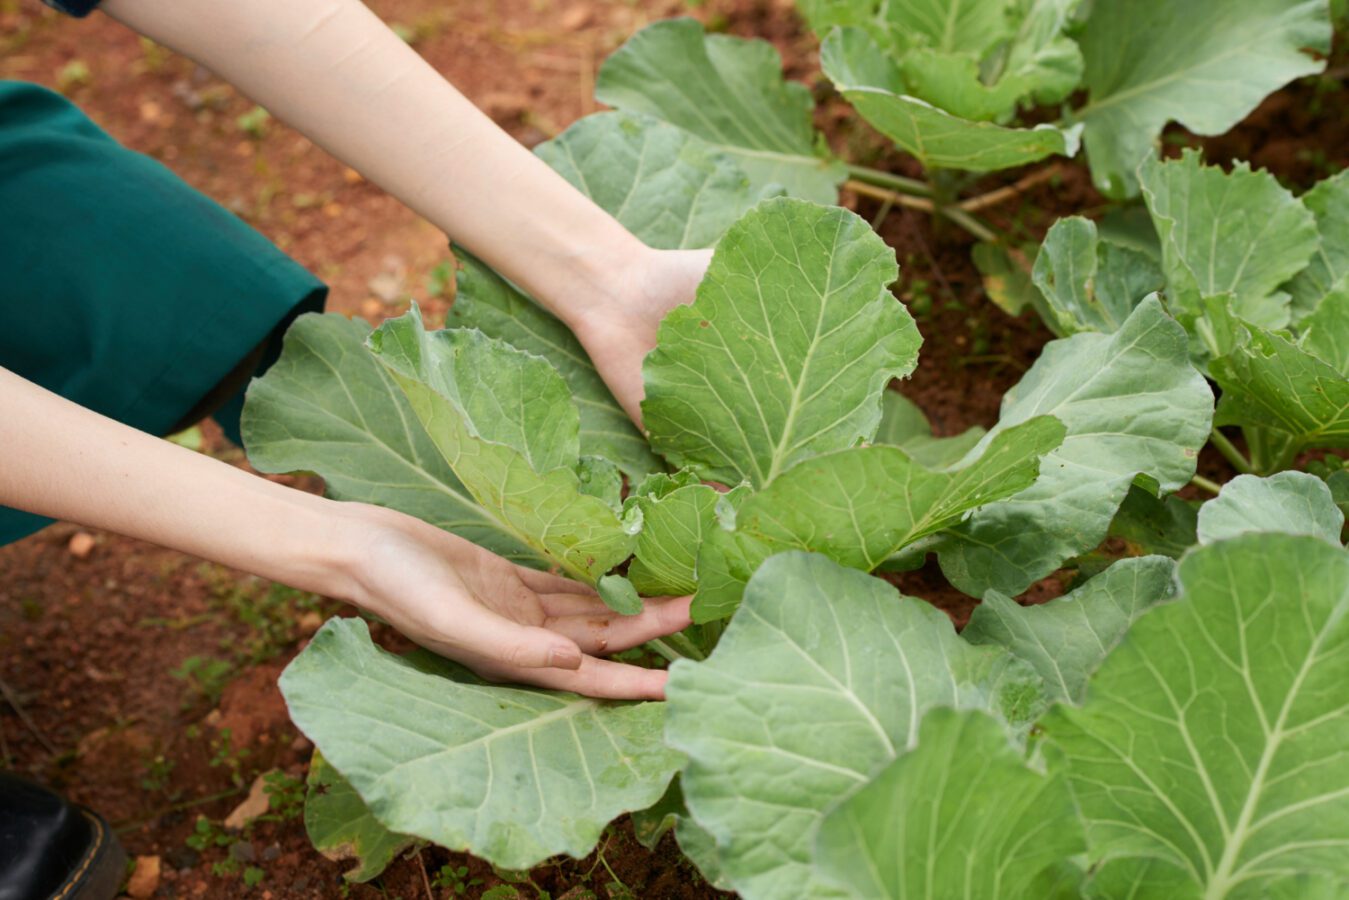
2,0 -> 1345,897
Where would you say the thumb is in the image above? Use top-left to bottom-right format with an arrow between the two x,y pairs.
493,622 -> 584,671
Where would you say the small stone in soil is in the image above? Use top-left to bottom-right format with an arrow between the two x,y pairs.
230,840 -> 257,863
67,532 -> 95,559
125,855 -> 161,899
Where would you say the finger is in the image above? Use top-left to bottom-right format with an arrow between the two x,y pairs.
505,656 -> 669,701
432,600 -> 584,671
546,595 -> 693,655
536,590 -> 615,618
513,564 -> 597,597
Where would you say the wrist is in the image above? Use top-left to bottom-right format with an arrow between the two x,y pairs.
545,238 -> 659,334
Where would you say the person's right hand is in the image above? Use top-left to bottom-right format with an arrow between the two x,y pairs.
336,502 -> 692,700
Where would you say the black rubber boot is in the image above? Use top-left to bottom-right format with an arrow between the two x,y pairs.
0,773 -> 126,900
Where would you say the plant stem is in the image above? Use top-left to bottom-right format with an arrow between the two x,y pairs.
958,164 -> 1062,212
938,205 -> 1000,243
1209,428 -> 1254,475
1191,474 -> 1223,495
845,163 -> 934,197
846,179 -> 934,211
845,180 -> 1001,243
665,631 -> 706,661
645,638 -> 684,664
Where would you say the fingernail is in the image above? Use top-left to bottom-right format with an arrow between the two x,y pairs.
548,645 -> 583,669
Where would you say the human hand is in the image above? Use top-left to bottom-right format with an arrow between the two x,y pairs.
570,248 -> 713,426
335,503 -> 692,700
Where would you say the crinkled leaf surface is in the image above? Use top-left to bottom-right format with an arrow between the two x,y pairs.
595,18 -> 845,203
242,313 -> 541,565
813,708 -> 1085,900
1197,472 -> 1344,545
1289,170 -> 1349,322
624,473 -> 720,596
1139,151 -> 1318,332
535,111 -> 762,252
1212,324 -> 1349,455
691,416 -> 1065,620
642,197 -> 919,487
965,556 -> 1178,704
936,297 -> 1213,597
821,28 -> 1081,172
1032,216 -> 1164,336
667,552 -> 1044,900
304,750 -> 414,883
1108,484 -> 1200,560
282,618 -> 682,870
1043,533 -> 1349,897
1075,0 -> 1330,197
369,308 -> 631,581
874,390 -> 988,469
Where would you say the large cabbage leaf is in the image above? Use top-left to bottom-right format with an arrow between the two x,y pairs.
1074,0 -> 1330,197
666,552 -> 1044,900
282,618 -> 681,870
936,297 -> 1213,597
595,18 -> 846,203
242,313 -> 542,565
1044,533 -> 1349,897
369,307 -> 632,582
813,708 -> 1085,899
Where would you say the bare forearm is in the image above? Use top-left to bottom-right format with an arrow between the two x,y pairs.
0,368 -> 355,598
101,0 -> 648,326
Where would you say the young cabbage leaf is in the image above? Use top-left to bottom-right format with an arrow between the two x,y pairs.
1287,169 -> 1349,323
1197,471 -> 1345,545
1031,216 -> 1165,336
304,751 -> 415,883
964,555 -> 1178,705
820,27 -> 1081,173
691,415 -> 1065,621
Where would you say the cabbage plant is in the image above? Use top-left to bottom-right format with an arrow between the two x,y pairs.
237,11 -> 1349,896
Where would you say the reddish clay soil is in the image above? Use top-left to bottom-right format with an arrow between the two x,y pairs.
1,0 -> 1346,897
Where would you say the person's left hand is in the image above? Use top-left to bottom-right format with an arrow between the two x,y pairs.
569,248 -> 712,426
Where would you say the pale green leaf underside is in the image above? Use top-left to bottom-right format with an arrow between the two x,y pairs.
642,197 -> 919,488
282,618 -> 682,870
822,27 -> 1081,172
1197,472 -> 1344,545
448,252 -> 659,481
1076,0 -> 1330,197
814,708 -> 1085,900
241,313 -> 541,566
937,297 -> 1214,597
1212,325 -> 1349,455
304,750 -> 414,883
1033,216 -> 1164,336
1045,534 -> 1349,897
1289,170 -> 1349,323
965,555 -> 1178,704
369,308 -> 631,581
667,552 -> 1042,900
691,416 -> 1065,621
1140,150 -> 1318,331
595,18 -> 845,203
